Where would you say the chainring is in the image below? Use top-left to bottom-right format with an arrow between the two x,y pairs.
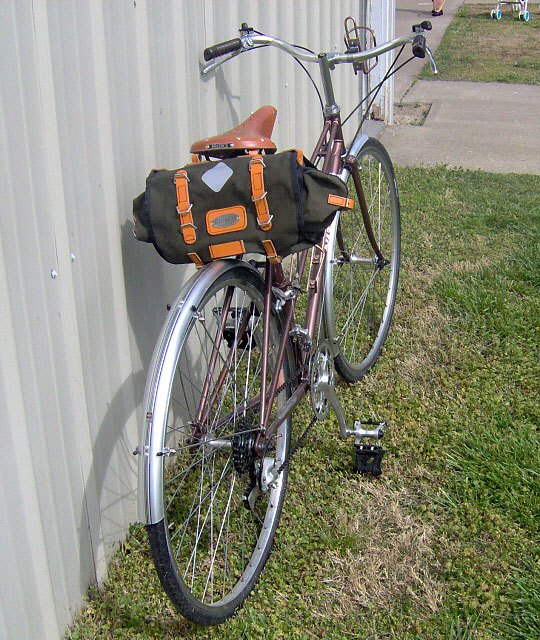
310,340 -> 335,420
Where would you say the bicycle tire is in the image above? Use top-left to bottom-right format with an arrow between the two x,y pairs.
145,263 -> 292,625
325,138 -> 400,381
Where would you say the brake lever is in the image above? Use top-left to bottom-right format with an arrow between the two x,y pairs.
412,21 -> 432,33
201,49 -> 243,75
240,22 -> 255,35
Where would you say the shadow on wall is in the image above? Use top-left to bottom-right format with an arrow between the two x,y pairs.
74,64 -> 243,589
76,367 -> 146,594
200,64 -> 241,129
120,219 -> 172,376
77,218 -> 184,592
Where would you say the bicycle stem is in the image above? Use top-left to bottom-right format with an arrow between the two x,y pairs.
318,54 -> 340,116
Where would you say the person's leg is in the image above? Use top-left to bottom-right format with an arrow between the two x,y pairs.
432,0 -> 445,14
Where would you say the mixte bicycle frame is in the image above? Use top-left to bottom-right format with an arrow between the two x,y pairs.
138,57 -> 397,525
136,19 -> 436,625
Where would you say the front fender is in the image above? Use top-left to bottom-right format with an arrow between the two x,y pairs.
324,133 -> 371,357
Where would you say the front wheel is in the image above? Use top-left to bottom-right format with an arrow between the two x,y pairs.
324,138 -> 401,381
144,263 -> 292,625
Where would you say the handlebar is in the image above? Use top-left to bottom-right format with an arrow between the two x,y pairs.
204,38 -> 242,61
201,23 -> 437,75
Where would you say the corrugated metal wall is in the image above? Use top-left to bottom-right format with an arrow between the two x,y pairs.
0,1 -> 390,638
367,0 -> 396,123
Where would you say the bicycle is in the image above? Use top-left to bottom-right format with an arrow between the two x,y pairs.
135,17 -> 437,626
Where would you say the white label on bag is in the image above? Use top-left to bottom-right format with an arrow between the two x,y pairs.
201,162 -> 233,192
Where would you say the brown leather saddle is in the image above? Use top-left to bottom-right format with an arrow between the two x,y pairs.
190,105 -> 277,160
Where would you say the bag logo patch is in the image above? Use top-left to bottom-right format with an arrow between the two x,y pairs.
201,162 -> 233,192
212,213 -> 241,229
207,206 -> 247,235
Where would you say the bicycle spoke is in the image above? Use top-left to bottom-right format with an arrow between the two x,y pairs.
149,266 -> 291,619
337,266 -> 379,340
182,457 -> 233,580
202,471 -> 237,602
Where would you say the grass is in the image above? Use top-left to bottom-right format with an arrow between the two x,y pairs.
420,3 -> 540,84
65,167 -> 540,639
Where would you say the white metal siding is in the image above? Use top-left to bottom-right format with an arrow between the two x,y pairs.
367,0 -> 396,123
0,1 -> 391,638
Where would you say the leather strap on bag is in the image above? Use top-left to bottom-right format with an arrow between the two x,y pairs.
261,239 -> 280,264
328,194 -> 355,209
188,252 -> 204,268
249,155 -> 272,231
174,170 -> 197,244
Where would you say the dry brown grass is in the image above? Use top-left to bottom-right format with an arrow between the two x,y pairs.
315,465 -> 442,620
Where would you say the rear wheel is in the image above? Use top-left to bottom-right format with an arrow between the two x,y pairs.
146,265 -> 291,625
325,139 -> 400,381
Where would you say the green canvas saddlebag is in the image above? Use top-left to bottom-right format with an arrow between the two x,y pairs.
132,149 -> 353,266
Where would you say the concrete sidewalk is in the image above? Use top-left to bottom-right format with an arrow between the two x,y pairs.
379,0 -> 540,174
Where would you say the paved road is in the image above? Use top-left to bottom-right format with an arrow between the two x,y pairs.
379,0 -> 540,174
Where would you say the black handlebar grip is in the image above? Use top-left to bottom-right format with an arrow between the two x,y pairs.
412,34 -> 426,58
203,38 -> 242,61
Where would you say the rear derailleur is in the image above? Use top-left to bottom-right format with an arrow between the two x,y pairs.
232,419 -> 279,511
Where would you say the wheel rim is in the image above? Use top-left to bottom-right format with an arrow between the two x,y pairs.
327,144 -> 399,375
159,272 -> 289,608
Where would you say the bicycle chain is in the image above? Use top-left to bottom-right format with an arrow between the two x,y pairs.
275,414 -> 318,477
263,360 -> 318,479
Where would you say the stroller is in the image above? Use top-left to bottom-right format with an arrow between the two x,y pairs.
491,1 -> 530,20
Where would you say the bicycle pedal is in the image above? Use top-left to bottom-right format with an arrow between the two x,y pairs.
354,443 -> 385,477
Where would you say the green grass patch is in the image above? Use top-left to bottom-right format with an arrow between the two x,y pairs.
420,3 -> 540,84
66,167 -> 540,639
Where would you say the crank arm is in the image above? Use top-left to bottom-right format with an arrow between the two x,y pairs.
314,379 -> 349,439
315,378 -> 387,444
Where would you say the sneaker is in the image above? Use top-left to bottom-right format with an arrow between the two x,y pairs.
431,9 -> 443,16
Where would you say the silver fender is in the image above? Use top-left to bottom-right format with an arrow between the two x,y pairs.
324,133 -> 370,358
138,259 -> 257,525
